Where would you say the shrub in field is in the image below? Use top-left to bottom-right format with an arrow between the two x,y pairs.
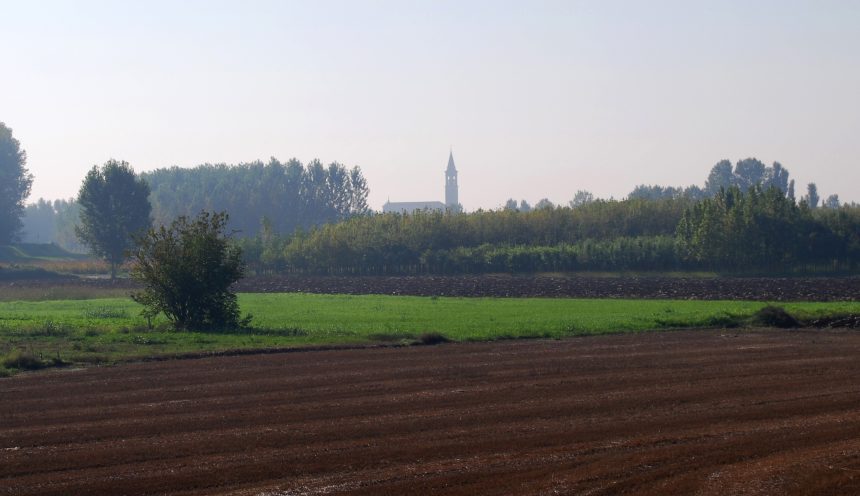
702,313 -> 742,328
417,332 -> 450,345
130,211 -> 249,331
2,350 -> 45,370
752,305 -> 800,328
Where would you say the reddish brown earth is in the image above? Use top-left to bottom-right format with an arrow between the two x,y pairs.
3,329 -> 860,495
5,275 -> 860,301
235,275 -> 860,301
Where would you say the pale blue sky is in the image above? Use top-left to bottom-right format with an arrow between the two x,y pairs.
2,0 -> 858,210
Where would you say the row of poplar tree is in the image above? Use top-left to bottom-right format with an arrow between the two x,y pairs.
238,190 -> 860,275
4,119 -> 859,275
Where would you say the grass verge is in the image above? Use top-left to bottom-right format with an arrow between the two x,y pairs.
0,294 -> 858,375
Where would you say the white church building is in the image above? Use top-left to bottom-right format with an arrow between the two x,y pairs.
382,151 -> 459,214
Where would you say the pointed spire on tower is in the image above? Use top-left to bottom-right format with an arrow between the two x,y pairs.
445,148 -> 458,207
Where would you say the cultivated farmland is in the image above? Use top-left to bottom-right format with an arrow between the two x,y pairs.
4,274 -> 860,301
2,329 -> 860,495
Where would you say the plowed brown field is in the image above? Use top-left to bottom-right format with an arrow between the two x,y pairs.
2,330 -> 860,495
6,275 -> 860,301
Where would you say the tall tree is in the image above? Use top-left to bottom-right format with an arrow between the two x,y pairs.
705,160 -> 734,195
535,198 -> 555,210
349,166 -> 370,215
21,199 -> 56,243
76,160 -> 152,278
823,194 -> 840,209
682,185 -> 707,201
143,158 -> 370,237
0,123 -> 33,244
803,183 -> 820,209
733,158 -> 767,191
764,161 -> 790,192
628,185 -> 682,200
569,190 -> 595,208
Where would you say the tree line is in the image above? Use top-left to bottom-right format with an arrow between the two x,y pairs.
627,158 -> 841,208
501,158 -> 839,212
239,189 -> 859,275
0,122 -> 32,245
143,158 -> 369,236
2,120 -> 858,276
10,155 -> 370,251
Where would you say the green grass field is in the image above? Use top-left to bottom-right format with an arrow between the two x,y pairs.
1,293 -> 859,375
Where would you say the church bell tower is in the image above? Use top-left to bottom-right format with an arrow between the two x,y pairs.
445,150 -> 458,208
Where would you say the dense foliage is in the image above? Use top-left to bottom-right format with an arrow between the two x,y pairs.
12,152 -> 859,276
678,187 -> 860,271
239,189 -> 859,275
130,211 -> 248,331
239,199 -> 690,274
20,158 -> 370,250
143,158 -> 370,237
76,160 -> 152,277
0,123 -> 33,244
20,199 -> 83,251
628,158 -> 811,203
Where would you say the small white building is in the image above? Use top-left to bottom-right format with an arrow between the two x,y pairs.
382,200 -> 447,214
382,151 -> 460,214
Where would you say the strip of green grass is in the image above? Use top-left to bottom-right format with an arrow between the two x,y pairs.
1,294 -> 858,373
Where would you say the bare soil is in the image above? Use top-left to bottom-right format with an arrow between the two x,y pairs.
3,329 -> 860,495
5,274 -> 860,301
235,275 -> 860,301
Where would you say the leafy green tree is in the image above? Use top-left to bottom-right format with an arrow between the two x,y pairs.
763,162 -> 790,192
0,123 -> 33,244
143,158 -> 370,237
349,166 -> 370,215
76,160 -> 152,278
703,159 -> 791,197
569,190 -> 595,208
21,199 -> 56,243
705,160 -> 734,195
823,194 -> 840,209
682,185 -> 707,201
535,198 -> 555,210
733,158 -> 767,191
676,186 -> 810,270
504,198 -> 519,211
803,183 -> 820,209
628,185 -> 682,200
130,211 -> 248,331
53,199 -> 85,253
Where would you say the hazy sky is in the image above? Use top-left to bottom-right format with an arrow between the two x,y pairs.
2,0 -> 858,210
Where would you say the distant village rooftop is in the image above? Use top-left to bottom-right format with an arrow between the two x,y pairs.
382,151 -> 459,214
382,201 -> 446,213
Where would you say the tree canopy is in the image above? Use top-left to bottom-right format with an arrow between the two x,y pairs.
131,211 -> 248,331
143,158 -> 370,237
0,123 -> 33,244
236,188 -> 859,275
804,183 -> 820,209
76,160 -> 152,277
633,158 -> 796,202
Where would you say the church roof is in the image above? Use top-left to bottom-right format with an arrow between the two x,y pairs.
382,201 -> 447,213
446,150 -> 456,173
